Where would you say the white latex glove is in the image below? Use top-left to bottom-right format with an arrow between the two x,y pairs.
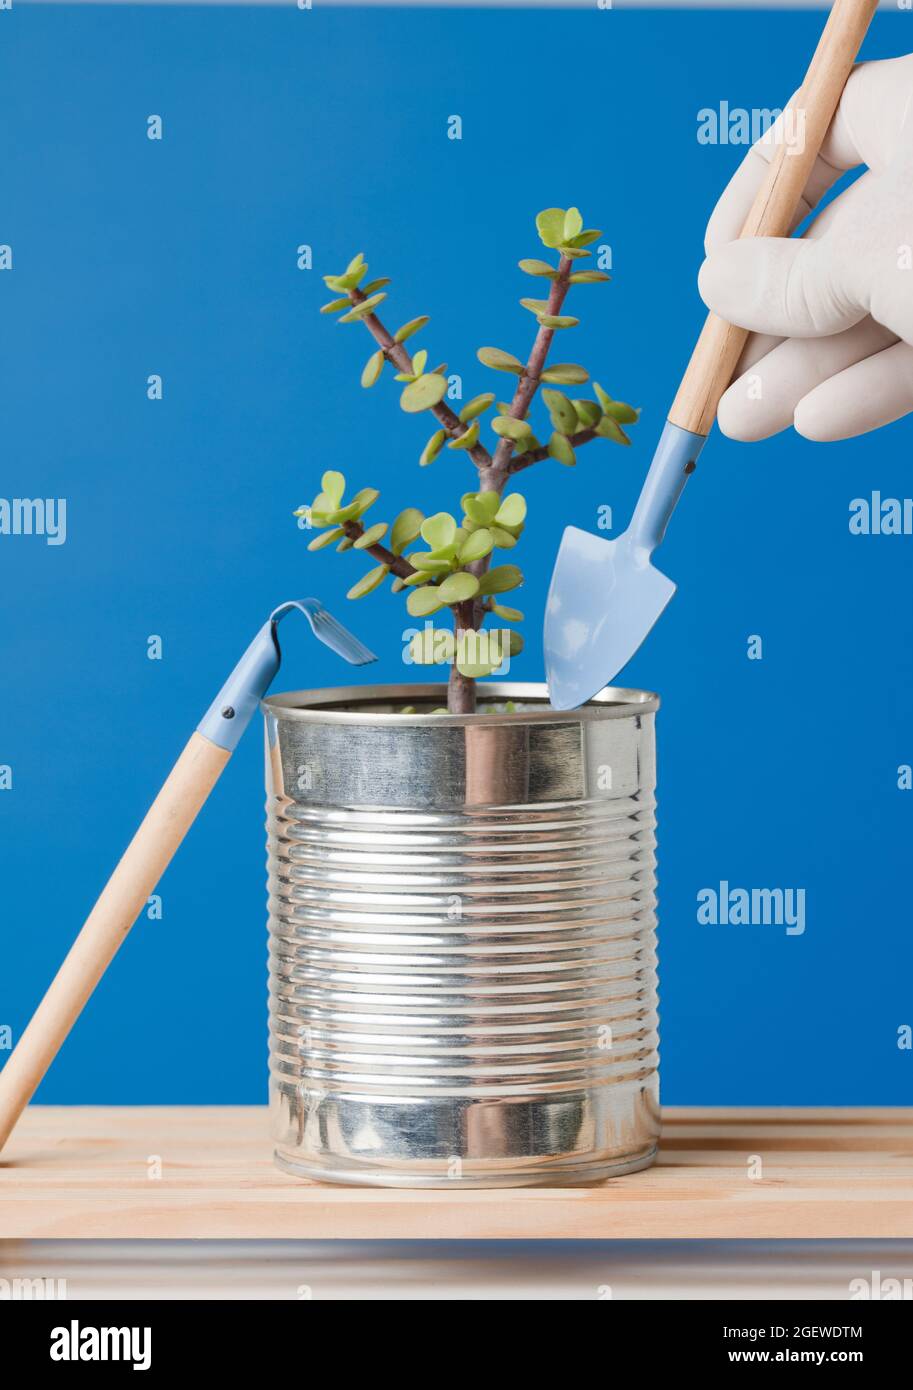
698,55 -> 913,442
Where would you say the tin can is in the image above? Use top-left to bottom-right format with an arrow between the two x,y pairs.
262,683 -> 660,1188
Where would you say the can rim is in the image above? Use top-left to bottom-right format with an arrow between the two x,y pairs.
262,681 -> 659,726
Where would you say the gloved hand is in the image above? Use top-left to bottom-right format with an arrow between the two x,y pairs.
698,55 -> 913,442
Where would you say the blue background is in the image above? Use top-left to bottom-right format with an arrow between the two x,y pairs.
1,4 -> 910,1106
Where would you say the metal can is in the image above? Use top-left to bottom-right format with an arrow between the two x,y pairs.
262,682 -> 660,1187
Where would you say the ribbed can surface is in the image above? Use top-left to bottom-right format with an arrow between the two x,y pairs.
263,683 -> 660,1188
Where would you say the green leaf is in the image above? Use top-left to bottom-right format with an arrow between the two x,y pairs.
495,494 -> 527,527
506,631 -> 524,657
361,277 -> 391,294
419,429 -> 446,467
569,271 -> 610,285
347,564 -> 389,599
536,207 -> 567,249
400,373 -> 448,413
402,570 -> 431,587
353,522 -> 388,549
321,471 -> 346,507
337,536 -> 354,552
448,420 -> 480,451
492,415 -> 533,441
458,527 -> 494,563
570,229 -> 602,247
325,257 -> 367,292
594,382 -> 640,424
394,316 -> 429,343
537,314 -> 579,329
349,487 -> 380,519
406,585 -> 446,617
477,346 -> 524,375
518,258 -> 558,279
410,348 -> 428,378
478,564 -> 523,596
421,512 -> 457,551
462,491 -> 501,525
573,399 -> 602,428
541,363 -> 589,386
454,629 -> 507,678
596,414 -> 632,445
563,207 -> 583,241
320,296 -> 350,314
491,603 -> 524,621
542,388 -> 578,434
306,527 -> 344,551
410,552 -> 454,573
361,350 -> 384,388
606,405 -> 638,430
548,432 -> 576,466
438,571 -> 480,605
391,577 -> 405,594
346,252 -> 365,274
455,657 -> 497,680
459,392 -> 495,423
489,525 -> 517,549
338,291 -> 387,323
409,628 -> 456,665
520,297 -> 550,316
555,246 -> 591,260
391,508 -> 424,554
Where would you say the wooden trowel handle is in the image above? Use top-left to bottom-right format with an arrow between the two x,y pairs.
0,732 -> 230,1154
669,0 -> 879,438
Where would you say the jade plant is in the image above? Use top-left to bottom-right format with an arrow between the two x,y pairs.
297,206 -> 640,714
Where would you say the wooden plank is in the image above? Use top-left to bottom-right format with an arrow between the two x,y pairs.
1,1106 -> 911,1240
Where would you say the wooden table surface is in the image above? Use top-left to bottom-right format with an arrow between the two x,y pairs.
1,1106 -> 910,1240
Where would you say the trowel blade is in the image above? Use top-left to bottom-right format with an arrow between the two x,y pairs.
544,525 -> 676,711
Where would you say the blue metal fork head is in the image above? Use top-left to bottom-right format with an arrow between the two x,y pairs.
197,598 -> 375,752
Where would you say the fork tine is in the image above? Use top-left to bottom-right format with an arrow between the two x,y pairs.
310,604 -> 377,665
270,598 -> 377,666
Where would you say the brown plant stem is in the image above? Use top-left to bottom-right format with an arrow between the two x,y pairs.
347,289 -> 494,473
480,255 -> 574,493
341,520 -> 416,579
507,426 -> 598,474
447,599 -> 478,714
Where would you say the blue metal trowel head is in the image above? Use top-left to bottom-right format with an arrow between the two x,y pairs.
544,421 -> 706,711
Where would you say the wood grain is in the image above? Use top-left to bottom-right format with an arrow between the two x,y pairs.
1,1107 -> 910,1240
668,0 -> 879,436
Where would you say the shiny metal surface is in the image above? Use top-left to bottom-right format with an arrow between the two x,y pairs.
262,683 -> 660,1187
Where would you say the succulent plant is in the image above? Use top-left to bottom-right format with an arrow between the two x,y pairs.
298,208 -> 640,713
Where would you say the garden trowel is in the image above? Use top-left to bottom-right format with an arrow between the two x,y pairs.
544,0 -> 877,711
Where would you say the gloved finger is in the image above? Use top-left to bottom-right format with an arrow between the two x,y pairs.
698,234 -> 866,338
735,330 -> 783,377
717,317 -> 897,441
704,101 -> 843,253
704,56 -> 913,254
794,339 -> 913,441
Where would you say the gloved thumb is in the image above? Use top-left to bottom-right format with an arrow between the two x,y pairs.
698,236 -> 865,339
